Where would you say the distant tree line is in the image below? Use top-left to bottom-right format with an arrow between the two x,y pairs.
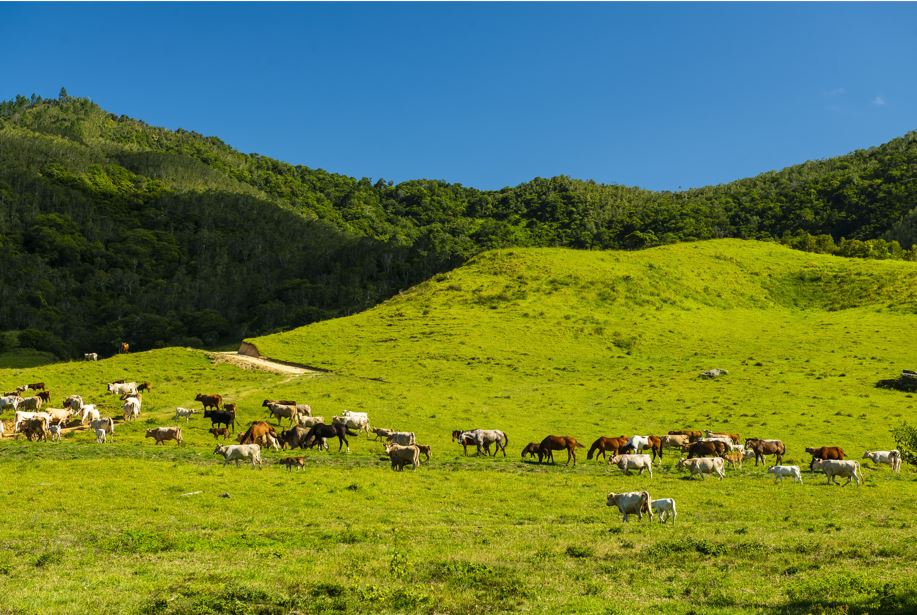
1,94 -> 915,357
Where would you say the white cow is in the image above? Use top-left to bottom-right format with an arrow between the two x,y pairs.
214,444 -> 262,467
606,491 -> 652,523
107,381 -> 138,396
14,411 -> 50,432
174,407 -> 197,422
80,404 -> 100,425
812,459 -> 862,487
63,395 -> 84,412
677,456 -> 726,480
387,431 -> 416,446
767,465 -> 803,483
608,454 -> 653,478
90,418 -> 115,441
0,395 -> 21,412
333,410 -> 370,432
862,450 -> 901,473
650,498 -> 677,524
84,353 -> 98,361
296,415 -> 325,428
122,395 -> 142,421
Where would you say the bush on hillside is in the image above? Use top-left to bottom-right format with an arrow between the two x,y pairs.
891,422 -> 917,468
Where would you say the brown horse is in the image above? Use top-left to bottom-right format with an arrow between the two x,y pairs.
521,442 -> 541,459
538,435 -> 584,466
119,342 -> 130,354
586,436 -> 629,461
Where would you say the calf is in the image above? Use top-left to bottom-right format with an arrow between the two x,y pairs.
521,442 -> 541,459
723,450 -> 744,469
385,443 -> 420,471
175,407 -> 197,421
48,423 -> 63,442
650,498 -> 677,524
387,431 -> 416,446
279,457 -> 305,471
812,459 -> 862,487
416,443 -> 432,463
95,428 -> 107,444
677,456 -> 726,480
90,417 -> 115,440
606,491 -> 652,523
372,427 -> 394,441
862,450 -> 901,473
767,465 -> 803,483
145,427 -> 182,445
607,454 -> 653,478
209,426 -> 230,440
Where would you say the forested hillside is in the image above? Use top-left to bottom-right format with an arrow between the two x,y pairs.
1,93 -> 915,357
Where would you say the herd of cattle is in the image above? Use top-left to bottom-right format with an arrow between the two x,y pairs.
0,380 -> 906,522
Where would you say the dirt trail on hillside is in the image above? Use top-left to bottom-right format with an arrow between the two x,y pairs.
209,352 -> 324,376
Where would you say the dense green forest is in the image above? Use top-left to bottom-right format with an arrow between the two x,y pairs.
1,93 -> 915,357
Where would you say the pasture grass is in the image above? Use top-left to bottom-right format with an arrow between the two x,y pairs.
1,239 -> 916,613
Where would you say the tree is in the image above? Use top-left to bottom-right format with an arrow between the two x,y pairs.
891,422 -> 917,468
59,86 -> 69,99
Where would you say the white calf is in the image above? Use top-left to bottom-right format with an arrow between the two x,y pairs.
650,498 -> 677,524
767,465 -> 803,483
95,428 -> 107,444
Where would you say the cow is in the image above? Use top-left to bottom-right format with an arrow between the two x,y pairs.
204,408 -> 236,432
660,434 -> 690,452
21,418 -> 48,441
26,382 -> 45,391
0,395 -> 22,412
607,454 -> 653,478
95,428 -> 107,444
278,426 -> 311,449
107,381 -> 138,397
195,393 -> 223,411
63,395 -> 84,412
122,395 -> 142,421
806,446 -> 846,471
80,404 -> 100,425
213,444 -> 262,467
209,427 -> 230,440
606,491 -> 652,523
84,353 -> 98,361
767,465 -> 803,483
650,498 -> 677,524
136,382 -> 152,393
14,411 -> 50,432
238,421 -> 276,446
264,402 -> 299,426
387,431 -> 416,446
17,396 -> 42,412
279,457 -> 305,471
145,427 -> 182,445
48,424 -> 63,442
174,407 -> 197,422
296,415 -> 325,428
587,436 -> 630,461
90,417 -> 115,441
119,342 -> 129,354
385,443 -> 420,471
686,440 -> 727,459
705,430 -> 741,445
668,429 -> 703,442
812,459 -> 862,487
46,407 -> 74,426
676,457 -> 726,480
333,410 -> 370,432
521,442 -> 541,459
538,435 -> 584,466
745,438 -> 786,466
862,450 -> 902,473
36,391 -> 52,403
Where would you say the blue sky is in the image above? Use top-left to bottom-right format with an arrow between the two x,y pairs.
1,2 -> 914,191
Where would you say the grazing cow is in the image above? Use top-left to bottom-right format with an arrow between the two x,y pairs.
723,450 -> 745,469
606,491 -> 652,523
213,444 -> 262,467
587,436 -> 630,461
332,410 -> 370,432
80,404 -> 100,425
521,442 -> 541,459
812,459 -> 862,487
95,428 -> 107,444
195,393 -> 223,411
387,431 -> 416,446
668,429 -> 703,442
385,444 -> 420,471
174,407 -> 197,422
90,418 -> 115,441
650,498 -> 677,524
279,457 -> 305,471
705,430 -> 741,445
686,440 -> 727,459
238,422 -> 277,446
204,408 -> 237,432
745,438 -> 786,466
136,382 -> 152,393
767,465 -> 803,483
452,430 -> 489,456
538,435 -> 584,466
145,427 -> 182,445
48,424 -> 62,442
84,353 -> 98,361
677,457 -> 726,480
862,450 -> 902,473
36,391 -> 51,403
119,342 -> 129,354
608,454 -> 654,478
304,423 -> 357,452
416,444 -> 432,463
806,446 -> 846,471
463,429 -> 508,457
661,434 -> 690,452
107,381 -> 138,397
0,395 -> 21,412
122,395 -> 142,421
264,402 -> 299,426
22,418 -> 48,441
209,426 -> 230,440
17,396 -> 42,412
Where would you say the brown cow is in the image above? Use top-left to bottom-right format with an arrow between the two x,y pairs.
745,438 -> 785,466
27,382 -> 46,391
416,444 -> 432,463
587,436 -> 629,461
137,382 -> 152,393
538,435 -> 584,466
669,429 -> 703,442
686,440 -> 728,459
806,446 -> 846,471
36,391 -> 51,403
22,418 -> 47,441
238,421 -> 276,445
195,393 -> 223,411
209,427 -> 230,440
706,430 -> 741,445
278,426 -> 310,449
521,442 -> 541,459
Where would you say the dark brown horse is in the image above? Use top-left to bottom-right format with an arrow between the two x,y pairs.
521,442 -> 541,459
586,435 -> 629,461
538,435 -> 584,466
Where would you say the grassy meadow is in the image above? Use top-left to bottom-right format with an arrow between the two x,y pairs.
0,239 -> 915,614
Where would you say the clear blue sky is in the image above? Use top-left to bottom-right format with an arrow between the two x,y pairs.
1,2 -> 915,191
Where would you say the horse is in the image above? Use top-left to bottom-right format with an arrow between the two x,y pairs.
587,436 -> 629,461
623,435 -> 663,460
304,422 -> 359,453
451,429 -> 490,456
119,342 -> 130,354
463,429 -> 508,457
521,442 -> 541,459
538,435 -> 584,466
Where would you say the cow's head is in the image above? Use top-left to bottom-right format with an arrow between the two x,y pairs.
606,493 -> 618,507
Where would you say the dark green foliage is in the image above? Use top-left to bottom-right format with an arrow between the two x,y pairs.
891,422 -> 917,467
1,95 -> 916,356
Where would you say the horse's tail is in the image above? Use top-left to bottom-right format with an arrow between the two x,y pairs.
502,431 -> 508,448
575,441 -> 585,448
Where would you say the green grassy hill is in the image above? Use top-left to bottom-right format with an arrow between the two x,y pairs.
0,240 -> 915,613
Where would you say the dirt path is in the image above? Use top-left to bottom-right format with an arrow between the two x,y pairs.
209,352 -> 324,377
